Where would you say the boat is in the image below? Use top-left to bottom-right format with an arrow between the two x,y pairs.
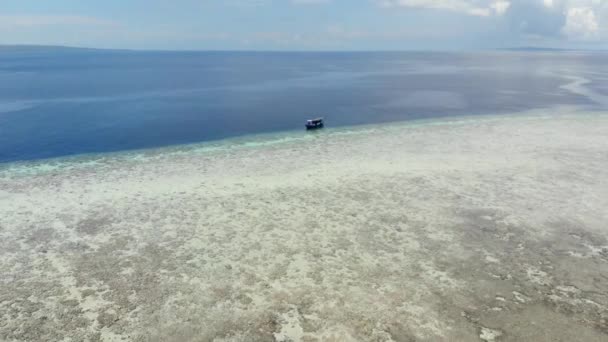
306,117 -> 324,130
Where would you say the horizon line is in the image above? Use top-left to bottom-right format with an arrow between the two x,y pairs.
1,44 -> 606,54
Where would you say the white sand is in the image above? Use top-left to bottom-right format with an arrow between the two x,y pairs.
1,110 -> 608,341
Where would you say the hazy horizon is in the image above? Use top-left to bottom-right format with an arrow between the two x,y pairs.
1,1 -> 606,51
1,43 -> 607,53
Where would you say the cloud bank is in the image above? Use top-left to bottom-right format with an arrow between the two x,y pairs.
380,0 -> 606,41
0,0 -> 605,50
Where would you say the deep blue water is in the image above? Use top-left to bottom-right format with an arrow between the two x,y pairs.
0,47 -> 606,163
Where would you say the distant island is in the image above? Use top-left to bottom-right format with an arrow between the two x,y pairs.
499,46 -> 605,52
0,44 -> 129,54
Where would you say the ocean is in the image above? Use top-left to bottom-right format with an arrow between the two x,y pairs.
0,47 -> 606,163
2,47 -> 608,341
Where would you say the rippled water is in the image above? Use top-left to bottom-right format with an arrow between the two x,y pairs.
1,47 -> 607,162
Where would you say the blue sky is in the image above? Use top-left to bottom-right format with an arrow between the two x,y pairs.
0,0 -> 606,50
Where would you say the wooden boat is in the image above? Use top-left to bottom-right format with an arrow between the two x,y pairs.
306,117 -> 324,130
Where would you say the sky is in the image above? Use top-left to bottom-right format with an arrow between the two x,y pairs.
0,0 -> 606,50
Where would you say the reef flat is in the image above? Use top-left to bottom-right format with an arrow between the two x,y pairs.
1,111 -> 608,341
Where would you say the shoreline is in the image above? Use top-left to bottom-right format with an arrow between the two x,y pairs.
1,105 -> 601,176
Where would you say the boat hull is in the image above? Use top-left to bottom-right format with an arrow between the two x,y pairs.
306,123 -> 324,130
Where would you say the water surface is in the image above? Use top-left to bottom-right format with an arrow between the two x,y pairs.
0,48 -> 606,162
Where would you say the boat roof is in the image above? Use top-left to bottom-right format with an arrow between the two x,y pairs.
308,117 -> 324,122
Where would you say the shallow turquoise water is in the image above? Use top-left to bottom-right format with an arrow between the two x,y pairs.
1,106 -> 598,177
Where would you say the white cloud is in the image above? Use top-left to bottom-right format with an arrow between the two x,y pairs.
378,0 -> 512,17
563,6 -> 599,39
0,15 -> 117,29
491,1 -> 511,15
380,0 -> 607,41
291,0 -> 331,4
532,0 -> 605,40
